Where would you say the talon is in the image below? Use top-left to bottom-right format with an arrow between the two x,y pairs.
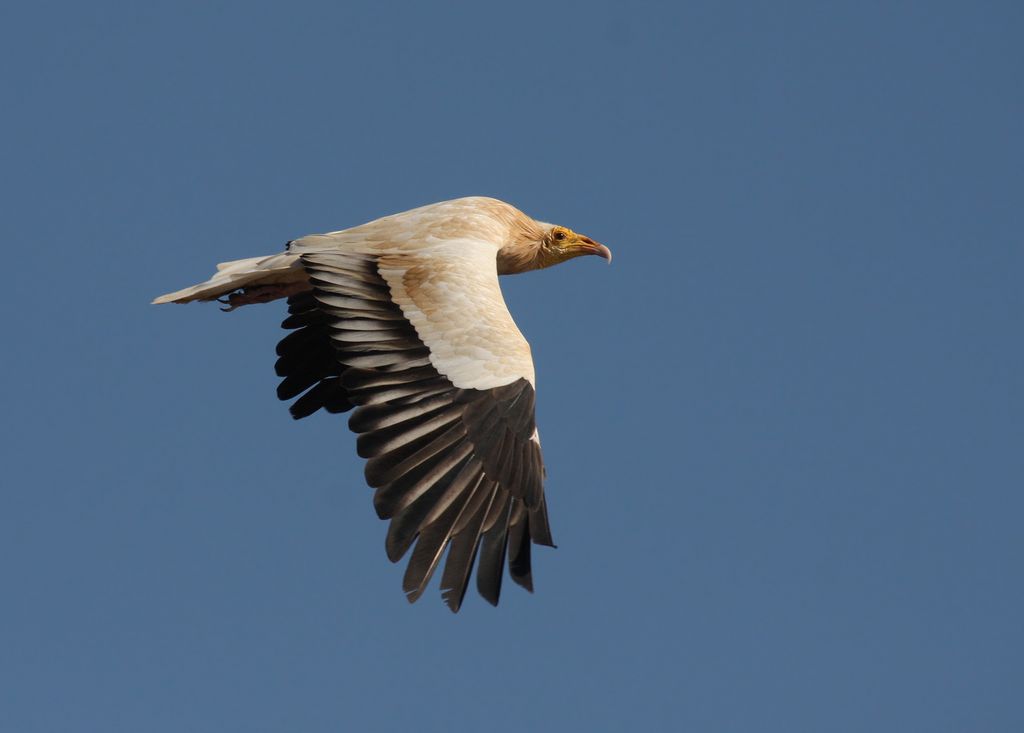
217,291 -> 242,311
213,283 -> 312,311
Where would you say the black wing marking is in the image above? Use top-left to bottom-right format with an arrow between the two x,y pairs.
274,252 -> 553,611
276,292 -> 353,419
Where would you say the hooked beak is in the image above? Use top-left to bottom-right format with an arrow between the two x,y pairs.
576,235 -> 612,263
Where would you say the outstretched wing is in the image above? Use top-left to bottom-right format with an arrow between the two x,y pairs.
275,242 -> 552,611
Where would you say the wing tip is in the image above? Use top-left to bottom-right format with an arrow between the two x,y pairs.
441,591 -> 465,613
511,573 -> 534,593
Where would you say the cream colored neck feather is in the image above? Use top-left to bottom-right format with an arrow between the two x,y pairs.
495,213 -> 547,275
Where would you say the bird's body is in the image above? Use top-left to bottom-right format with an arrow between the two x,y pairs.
155,197 -> 610,611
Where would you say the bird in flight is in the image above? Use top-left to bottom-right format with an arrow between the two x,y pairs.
154,197 -> 611,611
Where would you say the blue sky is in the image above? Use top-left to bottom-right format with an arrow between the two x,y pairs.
2,1 -> 1021,731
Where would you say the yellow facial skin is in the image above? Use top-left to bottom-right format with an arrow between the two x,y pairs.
544,226 -> 613,267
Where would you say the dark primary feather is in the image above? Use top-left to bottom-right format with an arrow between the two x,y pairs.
507,513 -> 534,591
273,252 -> 552,611
476,494 -> 513,605
440,479 -> 498,611
275,293 -> 353,417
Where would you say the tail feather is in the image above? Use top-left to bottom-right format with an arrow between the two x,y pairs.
152,253 -> 307,304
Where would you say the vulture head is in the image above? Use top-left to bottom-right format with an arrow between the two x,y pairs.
496,218 -> 612,275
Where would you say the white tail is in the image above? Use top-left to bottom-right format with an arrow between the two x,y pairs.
152,252 -> 307,304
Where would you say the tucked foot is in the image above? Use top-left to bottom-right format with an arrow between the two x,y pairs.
217,283 -> 311,311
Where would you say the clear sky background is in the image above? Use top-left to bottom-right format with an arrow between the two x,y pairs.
2,2 -> 1021,731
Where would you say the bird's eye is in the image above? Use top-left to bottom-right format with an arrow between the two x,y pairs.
553,230 -> 566,241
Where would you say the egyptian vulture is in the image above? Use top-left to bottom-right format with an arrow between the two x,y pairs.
154,196 -> 611,611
